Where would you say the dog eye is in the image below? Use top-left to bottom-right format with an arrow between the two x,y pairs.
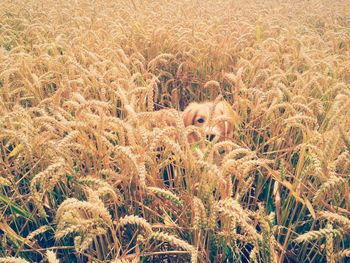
197,118 -> 205,123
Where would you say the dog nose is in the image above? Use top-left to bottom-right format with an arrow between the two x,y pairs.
206,133 -> 216,141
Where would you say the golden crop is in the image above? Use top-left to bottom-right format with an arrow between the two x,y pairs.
0,0 -> 349,262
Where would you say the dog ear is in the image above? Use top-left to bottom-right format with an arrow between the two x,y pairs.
215,101 -> 231,115
217,101 -> 239,138
224,118 -> 234,138
182,103 -> 199,126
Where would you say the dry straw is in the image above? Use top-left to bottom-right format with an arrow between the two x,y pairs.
46,251 -> 60,263
116,215 -> 153,235
146,186 -> 182,206
151,231 -> 197,263
0,258 -> 30,263
1,0 -> 350,261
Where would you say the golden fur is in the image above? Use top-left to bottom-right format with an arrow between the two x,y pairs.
182,101 -> 234,142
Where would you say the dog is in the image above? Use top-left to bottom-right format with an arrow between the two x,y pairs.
182,101 -> 236,143
152,100 -> 236,188
147,100 -> 236,143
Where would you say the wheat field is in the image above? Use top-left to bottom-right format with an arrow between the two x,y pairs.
0,0 -> 350,262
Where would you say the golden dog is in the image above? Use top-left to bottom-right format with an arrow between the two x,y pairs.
153,100 -> 236,187
182,101 -> 235,143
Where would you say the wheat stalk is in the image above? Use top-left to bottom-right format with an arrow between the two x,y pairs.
319,211 -> 350,231
294,228 -> 343,243
151,231 -> 197,263
147,186 -> 182,206
0,258 -> 30,263
313,175 -> 346,203
46,251 -> 60,263
116,215 -> 153,235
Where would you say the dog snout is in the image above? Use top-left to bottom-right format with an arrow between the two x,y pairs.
205,127 -> 218,141
206,133 -> 216,141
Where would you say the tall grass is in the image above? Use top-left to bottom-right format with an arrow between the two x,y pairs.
0,0 -> 349,262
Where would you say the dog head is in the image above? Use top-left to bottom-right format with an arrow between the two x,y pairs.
182,101 -> 235,143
